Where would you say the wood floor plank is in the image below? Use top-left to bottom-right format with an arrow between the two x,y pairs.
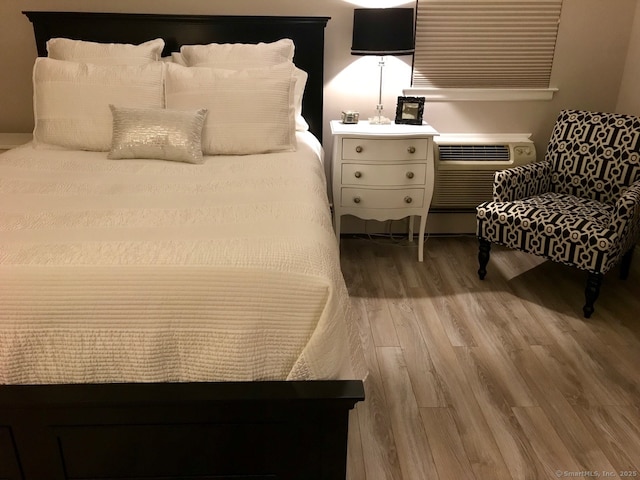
605,345 -> 640,397
408,297 -> 513,479
455,346 -> 548,480
417,245 -> 480,348
347,407 -> 366,480
455,238 -> 553,348
350,304 -> 404,480
341,239 -> 369,298
341,251 -> 404,480
534,333 -> 634,407
511,406 -> 586,477
427,242 -> 539,407
377,346 -> 440,480
512,347 -> 620,474
358,246 -> 401,348
530,343 -> 598,408
428,246 -> 488,345
574,405 -> 640,474
419,407 -> 477,480
521,259 -> 639,354
493,257 -> 636,407
376,253 -> 448,407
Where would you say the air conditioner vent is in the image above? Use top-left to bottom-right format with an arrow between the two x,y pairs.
432,133 -> 536,210
438,144 -> 510,162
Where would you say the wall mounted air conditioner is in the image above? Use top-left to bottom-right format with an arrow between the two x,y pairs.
432,133 -> 536,209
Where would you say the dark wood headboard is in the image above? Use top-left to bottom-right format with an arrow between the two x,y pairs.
23,11 -> 330,140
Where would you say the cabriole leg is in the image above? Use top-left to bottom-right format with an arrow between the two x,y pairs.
583,272 -> 603,318
478,239 -> 491,280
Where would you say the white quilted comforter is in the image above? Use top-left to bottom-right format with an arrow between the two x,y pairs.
0,133 -> 363,384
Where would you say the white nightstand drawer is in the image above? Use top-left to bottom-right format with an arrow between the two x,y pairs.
341,188 -> 425,209
342,138 -> 428,161
342,163 -> 426,186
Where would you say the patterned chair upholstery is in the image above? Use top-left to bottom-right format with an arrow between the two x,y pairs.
476,109 -> 640,317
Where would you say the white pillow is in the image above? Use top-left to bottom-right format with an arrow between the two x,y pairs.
170,52 -> 187,66
47,38 -> 165,65
183,61 -> 308,132
164,62 -> 296,155
33,58 -> 165,151
292,67 -> 309,131
109,105 -> 208,164
180,39 -> 295,69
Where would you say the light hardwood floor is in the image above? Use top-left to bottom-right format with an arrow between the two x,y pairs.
341,235 -> 640,480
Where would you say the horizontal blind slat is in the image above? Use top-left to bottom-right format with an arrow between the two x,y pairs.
412,0 -> 563,88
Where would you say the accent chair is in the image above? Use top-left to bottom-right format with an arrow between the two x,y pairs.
476,109 -> 640,317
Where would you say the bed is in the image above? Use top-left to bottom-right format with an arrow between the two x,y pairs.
0,11 -> 364,480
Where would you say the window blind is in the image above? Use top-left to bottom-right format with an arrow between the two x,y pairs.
412,0 -> 563,88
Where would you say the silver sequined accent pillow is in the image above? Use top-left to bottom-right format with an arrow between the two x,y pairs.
108,105 -> 208,164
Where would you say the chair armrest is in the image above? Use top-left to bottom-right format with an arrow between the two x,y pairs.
492,161 -> 552,202
609,180 -> 640,251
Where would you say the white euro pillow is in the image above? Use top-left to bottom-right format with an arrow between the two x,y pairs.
33,58 -> 165,151
180,39 -> 295,69
184,61 -> 308,132
47,37 -> 165,65
165,62 -> 296,155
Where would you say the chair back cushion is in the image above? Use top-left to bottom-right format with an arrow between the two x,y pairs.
546,109 -> 640,205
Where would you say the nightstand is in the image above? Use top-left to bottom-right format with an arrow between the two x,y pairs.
0,133 -> 32,154
331,120 -> 438,262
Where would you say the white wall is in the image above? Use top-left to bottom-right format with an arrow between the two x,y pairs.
1,0 -> 638,157
617,0 -> 640,115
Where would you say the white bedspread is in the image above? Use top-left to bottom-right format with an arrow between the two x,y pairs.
0,132 -> 363,384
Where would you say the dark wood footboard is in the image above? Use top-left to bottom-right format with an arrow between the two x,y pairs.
0,380 -> 364,480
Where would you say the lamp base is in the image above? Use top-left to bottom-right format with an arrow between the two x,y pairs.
369,103 -> 391,125
368,115 -> 392,125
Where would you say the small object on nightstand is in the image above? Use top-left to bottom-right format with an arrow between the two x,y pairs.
330,120 -> 438,262
341,111 -> 360,124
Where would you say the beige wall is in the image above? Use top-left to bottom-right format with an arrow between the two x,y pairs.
1,0 -> 638,157
617,0 -> 640,115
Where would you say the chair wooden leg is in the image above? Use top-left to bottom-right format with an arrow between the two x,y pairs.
478,239 -> 491,280
583,272 -> 603,318
620,246 -> 634,280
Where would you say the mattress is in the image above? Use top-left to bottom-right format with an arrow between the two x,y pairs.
0,132 -> 363,384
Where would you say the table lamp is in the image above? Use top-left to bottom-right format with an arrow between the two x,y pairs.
351,8 -> 415,124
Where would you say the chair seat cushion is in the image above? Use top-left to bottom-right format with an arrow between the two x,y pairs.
477,192 -> 616,272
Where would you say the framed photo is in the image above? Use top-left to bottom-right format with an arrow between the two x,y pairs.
395,96 -> 425,125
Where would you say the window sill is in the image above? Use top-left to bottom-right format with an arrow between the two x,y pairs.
403,87 -> 558,102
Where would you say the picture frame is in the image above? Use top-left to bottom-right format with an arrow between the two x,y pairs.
395,96 -> 425,125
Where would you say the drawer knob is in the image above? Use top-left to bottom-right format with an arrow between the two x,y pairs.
407,146 -> 416,154
355,145 -> 363,153
406,171 -> 415,179
353,196 -> 361,204
354,171 -> 362,178
404,196 -> 413,204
